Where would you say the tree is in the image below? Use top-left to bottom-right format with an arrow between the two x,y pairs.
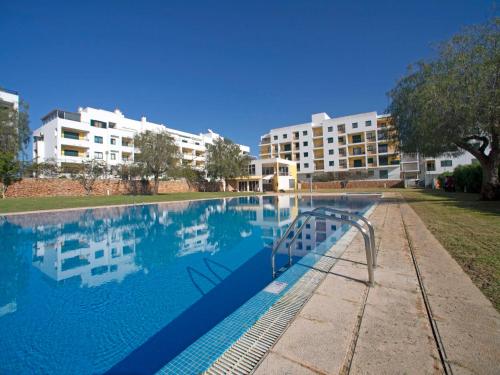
0,152 -> 20,199
74,159 -> 106,195
388,18 -> 500,200
0,98 -> 30,156
205,137 -> 251,191
28,158 -> 60,178
134,130 -> 180,194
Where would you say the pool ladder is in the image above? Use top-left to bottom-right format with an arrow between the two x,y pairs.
271,207 -> 377,286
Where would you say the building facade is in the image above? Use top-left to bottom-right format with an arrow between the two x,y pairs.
32,106 -> 250,170
0,88 -> 19,109
228,157 -> 298,192
400,152 -> 478,187
259,112 -> 400,181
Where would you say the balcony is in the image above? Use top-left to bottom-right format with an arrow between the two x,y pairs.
260,137 -> 271,144
42,110 -> 81,125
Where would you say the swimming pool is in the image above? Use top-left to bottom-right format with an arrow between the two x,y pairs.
0,195 -> 376,374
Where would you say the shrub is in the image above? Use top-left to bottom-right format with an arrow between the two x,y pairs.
437,171 -> 452,189
453,164 -> 483,193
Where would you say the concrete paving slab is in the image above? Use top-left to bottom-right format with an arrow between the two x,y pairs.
400,202 -> 500,375
253,194 -> 499,375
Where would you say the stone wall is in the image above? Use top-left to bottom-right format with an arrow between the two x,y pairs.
300,179 -> 404,190
4,178 -> 197,198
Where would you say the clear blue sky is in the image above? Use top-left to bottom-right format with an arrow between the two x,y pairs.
0,0 -> 495,155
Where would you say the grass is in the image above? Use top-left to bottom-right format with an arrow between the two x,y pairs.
0,191 -> 260,214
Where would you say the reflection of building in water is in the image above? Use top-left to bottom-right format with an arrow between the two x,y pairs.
231,195 -> 353,257
176,223 -> 217,257
32,221 -> 141,287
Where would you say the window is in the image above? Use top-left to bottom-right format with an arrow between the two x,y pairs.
110,137 -> 117,145
352,134 -> 362,143
248,164 -> 256,175
273,135 -> 278,140
328,149 -> 334,155
352,122 -> 358,128
63,131 -> 79,140
365,120 -> 372,126
108,122 -> 116,128
110,153 -> 117,160
367,145 -> 375,152
94,152 -> 103,159
331,224 -> 337,231
368,169 -> 375,177
303,152 -> 309,157
302,130 -> 308,136
329,161 -> 334,166
337,124 -> 345,132
380,170 -> 389,179
90,119 -> 107,128
353,159 -> 363,168
303,141 -> 308,147
94,136 -> 103,144
279,166 -> 289,176
440,160 -> 453,167
63,149 -> 78,157
283,134 -> 287,139
327,126 -> 333,132
338,136 -> 345,144
304,163 -> 309,168
283,144 -> 292,151
367,157 -> 374,164
327,137 -> 333,143
378,144 -> 388,153
294,132 -> 299,139
262,167 -> 274,175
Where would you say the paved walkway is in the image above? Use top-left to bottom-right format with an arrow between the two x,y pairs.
254,194 -> 500,374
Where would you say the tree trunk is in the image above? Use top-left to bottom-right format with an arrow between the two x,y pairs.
222,179 -> 226,192
153,175 -> 160,195
480,156 -> 500,200
1,184 -> 5,199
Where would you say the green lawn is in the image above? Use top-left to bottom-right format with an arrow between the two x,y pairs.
0,191 -> 260,214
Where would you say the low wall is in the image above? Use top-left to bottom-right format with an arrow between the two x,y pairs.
4,178 -> 197,198
301,179 -> 404,190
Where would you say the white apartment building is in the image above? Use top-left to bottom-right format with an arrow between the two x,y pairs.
32,106 -> 250,170
259,112 -> 400,181
400,152 -> 478,187
0,87 -> 19,109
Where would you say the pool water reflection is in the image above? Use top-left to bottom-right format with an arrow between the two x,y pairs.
0,195 -> 375,374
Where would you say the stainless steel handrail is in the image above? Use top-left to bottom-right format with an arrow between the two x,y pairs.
312,207 -> 377,267
271,208 -> 375,286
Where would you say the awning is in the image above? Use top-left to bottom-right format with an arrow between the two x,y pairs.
262,175 -> 274,181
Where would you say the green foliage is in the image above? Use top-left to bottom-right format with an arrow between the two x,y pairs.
206,137 -> 250,191
0,152 -> 20,198
387,18 -> 500,199
26,158 -> 60,178
170,165 -> 205,186
0,98 -> 30,156
134,131 -> 180,194
453,164 -> 483,193
73,159 -> 106,195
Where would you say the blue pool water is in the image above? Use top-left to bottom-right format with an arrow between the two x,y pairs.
0,195 -> 376,374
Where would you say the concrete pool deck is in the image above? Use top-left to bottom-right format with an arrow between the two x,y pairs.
254,193 -> 500,374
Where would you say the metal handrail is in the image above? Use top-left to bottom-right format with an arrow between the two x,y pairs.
271,209 -> 375,286
312,207 -> 376,267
